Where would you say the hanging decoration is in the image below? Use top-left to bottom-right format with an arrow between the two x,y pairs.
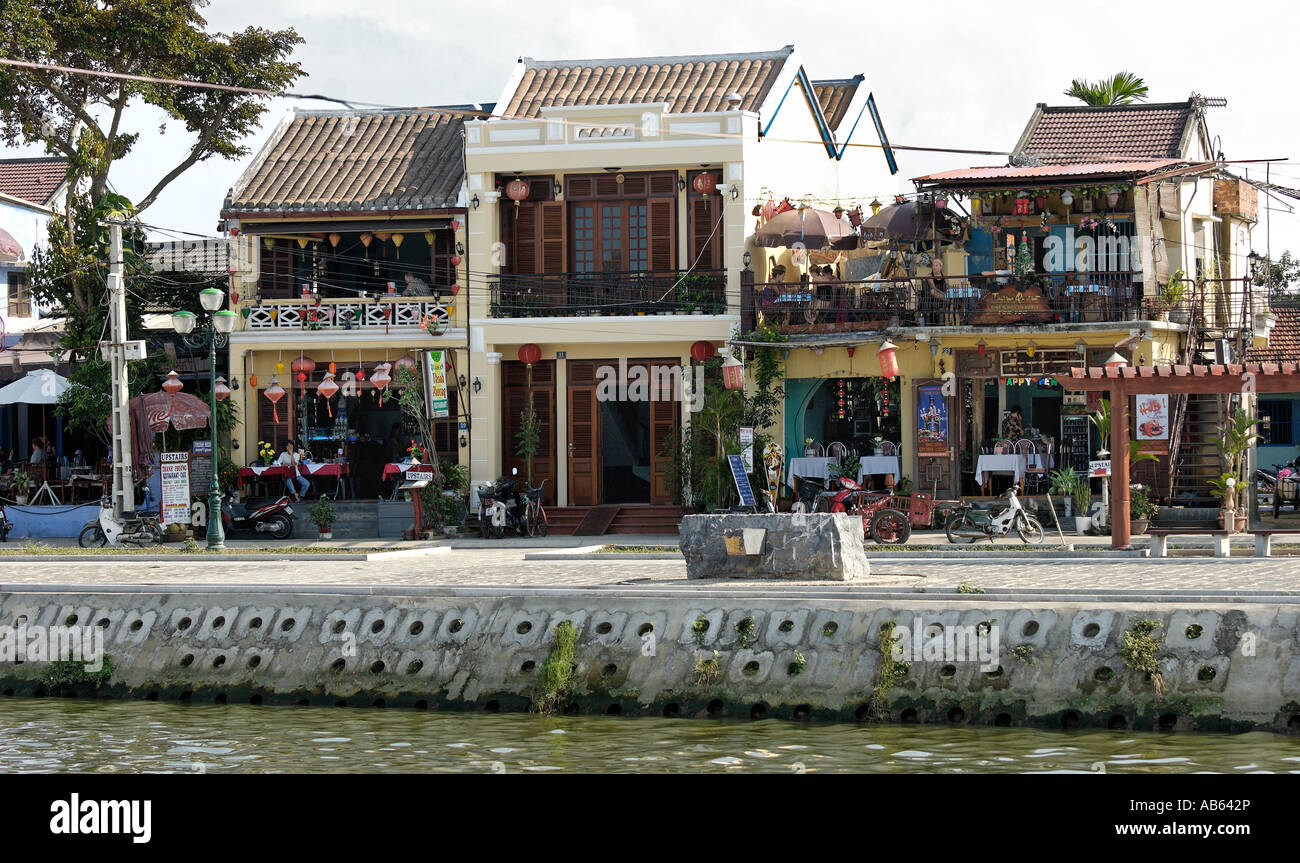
690,340 -> 715,363
505,179 -> 530,207
249,373 -> 258,388
692,173 -> 717,196
291,355 -> 316,375
721,351 -> 744,390
317,371 -> 340,418
214,376 -> 231,402
329,232 -> 341,248
370,363 -> 392,394
328,360 -> 337,375
355,348 -> 366,382
161,370 -> 183,395
264,376 -> 285,423
877,341 -> 899,379
517,344 -> 541,367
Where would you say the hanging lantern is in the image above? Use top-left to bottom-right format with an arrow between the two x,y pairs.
161,370 -> 183,395
391,233 -> 404,250
374,232 -> 392,243
275,360 -> 285,374
230,292 -> 240,305
317,372 -> 340,418
370,363 -> 392,393
692,173 -> 717,195
1026,341 -> 1037,359
449,218 -> 461,233
450,283 -> 460,297
1060,190 -> 1074,207
264,377 -> 285,423
450,254 -> 462,267
977,340 -> 987,356
721,354 -> 745,390
249,373 -> 258,388
877,340 -> 899,379
360,232 -> 373,249
394,354 -> 418,374
690,340 -> 715,363
517,343 -> 542,367
329,232 -> 341,248
505,179 -> 530,206
296,371 -> 307,383
291,355 -> 316,375
356,366 -> 366,382
328,361 -> 337,375
1106,187 -> 1121,208
214,376 -> 231,402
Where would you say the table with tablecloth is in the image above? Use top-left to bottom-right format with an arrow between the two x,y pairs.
857,455 -> 901,488
974,454 -> 1026,494
787,456 -> 838,489
238,462 -> 350,498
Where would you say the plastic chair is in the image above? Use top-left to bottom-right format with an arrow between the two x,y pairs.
880,441 -> 898,456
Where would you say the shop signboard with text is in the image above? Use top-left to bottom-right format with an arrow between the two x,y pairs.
424,350 -> 450,419
1135,394 -> 1169,455
916,382 -> 948,456
160,452 -> 191,525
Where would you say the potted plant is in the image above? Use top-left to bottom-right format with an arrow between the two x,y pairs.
1152,269 -> 1186,322
406,440 -> 427,464
1217,408 -> 1261,532
1208,473 -> 1239,533
871,436 -> 885,457
10,469 -> 30,505
309,494 -> 336,540
258,441 -> 276,467
1129,484 -> 1158,536
803,437 -> 817,457
1072,475 -> 1093,535
1089,398 -> 1111,458
1048,467 -> 1081,517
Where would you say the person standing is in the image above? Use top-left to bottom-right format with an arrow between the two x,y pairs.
277,441 -> 310,502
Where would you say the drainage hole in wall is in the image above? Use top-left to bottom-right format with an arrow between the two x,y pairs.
947,707 -> 966,723
247,655 -> 261,669
372,698 -> 386,708
176,617 -> 192,632
601,663 -> 618,678
178,691 -> 192,703
246,694 -> 263,705
778,619 -> 794,633
742,661 -> 760,677
212,616 -> 226,629
1198,665 -> 1217,682
637,622 -> 653,636
1094,666 -> 1115,682
332,620 -> 347,634
408,621 -> 424,637
821,621 -> 838,637
749,703 -> 767,720
179,654 -> 195,668
983,666 -> 1003,678
280,618 -> 296,632
1082,623 -> 1101,638
706,699 -> 724,716
63,614 -> 78,626
1287,714 -> 1300,730
792,704 -> 811,721
297,699 -> 310,707
1185,623 -> 1204,639
414,700 -> 428,710
145,691 -> 158,702
595,622 -> 612,635
1157,713 -> 1178,730
606,704 -> 622,716
448,619 -> 463,634
211,655 -> 226,669
335,700 -> 347,708
520,660 -> 535,674
96,618 -> 110,629
370,619 -> 385,634
214,693 -> 227,704
994,712 -> 1012,727
852,704 -> 871,722
1021,620 -> 1039,637
940,664 -> 957,679
330,658 -> 346,673
900,708 -> 918,724
663,703 -> 680,718
516,621 -> 532,635
248,617 -> 262,630
483,700 -> 500,713
370,661 -> 385,674
129,619 -> 143,632
1061,711 -> 1080,729
1108,714 -> 1128,730
1,689 -> 12,697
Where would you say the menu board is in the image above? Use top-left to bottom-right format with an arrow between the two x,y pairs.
160,452 -> 191,525
426,350 -> 449,418
189,440 -> 212,497
1135,394 -> 1170,455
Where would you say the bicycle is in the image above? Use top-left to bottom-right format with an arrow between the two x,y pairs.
523,478 -> 549,537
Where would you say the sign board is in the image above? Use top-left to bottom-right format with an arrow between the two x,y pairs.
916,382 -> 948,456
739,427 -> 754,473
160,451 -> 191,525
1088,459 -> 1112,477
189,440 -> 212,497
727,455 -> 756,509
407,471 -> 434,482
425,350 -> 450,418
1135,394 -> 1169,440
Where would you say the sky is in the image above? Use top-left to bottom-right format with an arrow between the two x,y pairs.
5,0 -> 1298,257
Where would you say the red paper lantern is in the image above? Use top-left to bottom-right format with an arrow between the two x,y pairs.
977,340 -> 987,356
450,255 -> 462,267
296,371 -> 307,383
161,370 -> 183,395
291,355 -> 316,375
692,173 -> 717,195
449,219 -> 461,232
505,179 -> 530,204
517,343 -> 542,367
450,283 -> 460,296
356,367 -> 366,382
877,340 -> 899,379
690,340 -> 715,363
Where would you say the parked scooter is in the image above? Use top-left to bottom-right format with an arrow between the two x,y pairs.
79,496 -> 164,547
215,491 -> 295,539
944,488 -> 1044,544
477,467 -> 527,539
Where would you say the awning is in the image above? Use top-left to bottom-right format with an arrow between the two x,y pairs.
0,227 -> 23,262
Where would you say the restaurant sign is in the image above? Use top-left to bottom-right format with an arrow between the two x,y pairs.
1135,393 -> 1170,455
160,451 -> 191,525
970,284 -> 1053,326
425,350 -> 450,418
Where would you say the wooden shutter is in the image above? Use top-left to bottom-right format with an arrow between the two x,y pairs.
257,390 -> 289,450
595,175 -> 620,197
566,176 -> 594,198
540,202 -> 565,274
502,361 -> 557,503
690,194 -> 723,269
621,175 -> 648,196
568,386 -> 598,506
513,203 -> 540,274
648,199 -> 676,271
649,370 -> 679,504
649,173 -> 677,196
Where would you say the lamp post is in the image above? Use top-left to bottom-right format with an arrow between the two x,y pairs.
171,287 -> 237,551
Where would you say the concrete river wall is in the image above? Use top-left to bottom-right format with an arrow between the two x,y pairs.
1,585 -> 1297,732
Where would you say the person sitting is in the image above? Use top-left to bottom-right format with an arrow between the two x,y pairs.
402,272 -> 433,297
277,440 -> 310,502
29,439 -> 45,464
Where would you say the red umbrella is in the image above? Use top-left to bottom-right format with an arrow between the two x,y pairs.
134,391 -> 212,433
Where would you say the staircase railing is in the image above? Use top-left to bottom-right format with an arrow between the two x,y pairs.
1166,280 -> 1205,498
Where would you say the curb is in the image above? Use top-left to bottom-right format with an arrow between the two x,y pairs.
0,546 -> 450,563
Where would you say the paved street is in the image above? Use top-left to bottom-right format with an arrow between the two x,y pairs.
0,544 -> 1297,594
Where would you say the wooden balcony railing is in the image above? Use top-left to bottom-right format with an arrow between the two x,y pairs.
241,296 -> 455,332
487,269 -> 727,318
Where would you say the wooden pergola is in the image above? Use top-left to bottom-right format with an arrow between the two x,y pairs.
1060,361 -> 1300,549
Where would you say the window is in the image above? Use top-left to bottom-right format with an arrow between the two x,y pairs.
1260,400 -> 1294,446
7,271 -> 30,317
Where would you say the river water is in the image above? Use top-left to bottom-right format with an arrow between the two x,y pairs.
2,700 -> 1299,773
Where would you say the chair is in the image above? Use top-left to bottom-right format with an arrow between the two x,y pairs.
880,441 -> 898,456
993,442 -> 1010,455
827,441 -> 850,461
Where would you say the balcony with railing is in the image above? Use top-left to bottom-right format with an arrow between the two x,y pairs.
238,295 -> 456,335
487,269 -> 727,318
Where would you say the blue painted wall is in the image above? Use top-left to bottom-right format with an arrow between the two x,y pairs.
1259,393 -> 1300,469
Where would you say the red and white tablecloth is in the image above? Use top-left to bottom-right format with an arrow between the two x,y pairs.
237,463 -> 349,485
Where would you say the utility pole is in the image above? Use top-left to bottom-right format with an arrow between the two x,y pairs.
106,220 -> 134,517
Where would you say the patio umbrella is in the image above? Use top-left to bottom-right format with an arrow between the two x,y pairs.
0,228 -> 23,263
0,368 -> 69,405
752,208 -> 859,250
124,391 -> 212,476
861,201 -> 966,245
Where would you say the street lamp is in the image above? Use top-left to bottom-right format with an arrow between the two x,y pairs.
171,289 -> 237,550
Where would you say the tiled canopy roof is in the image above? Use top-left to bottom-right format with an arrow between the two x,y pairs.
1014,101 -> 1196,165
1248,306 -> 1300,364
914,159 -> 1183,185
499,48 -> 792,117
0,157 -> 67,207
813,76 -> 862,132
224,108 -> 468,215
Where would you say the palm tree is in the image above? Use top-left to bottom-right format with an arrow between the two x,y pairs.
1064,72 -> 1149,106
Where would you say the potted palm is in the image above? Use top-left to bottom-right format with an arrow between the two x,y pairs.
309,494 -> 336,540
1048,467 -> 1081,516
10,469 -> 30,506
1218,408 -> 1261,533
1072,475 -> 1093,535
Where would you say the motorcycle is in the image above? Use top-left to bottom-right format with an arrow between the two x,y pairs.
79,496 -> 164,547
791,470 -> 912,544
477,467 -> 527,539
215,491 -> 295,539
0,503 -> 10,542
944,488 -> 1044,544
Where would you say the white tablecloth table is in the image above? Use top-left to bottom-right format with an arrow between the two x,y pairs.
975,454 -> 1027,493
787,456 -> 838,488
857,455 -> 902,486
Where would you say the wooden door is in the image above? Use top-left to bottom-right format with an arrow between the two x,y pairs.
567,360 -> 600,506
502,361 -> 556,503
649,377 -> 679,505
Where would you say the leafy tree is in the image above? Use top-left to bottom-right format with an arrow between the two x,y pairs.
0,0 -> 303,211
1063,72 -> 1149,106
1252,250 -> 1300,299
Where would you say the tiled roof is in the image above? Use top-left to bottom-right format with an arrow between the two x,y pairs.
0,157 -> 67,207
1014,101 -> 1196,165
499,48 -> 793,118
223,108 -> 468,215
813,76 -> 862,132
1248,307 -> 1300,364
914,159 -> 1184,185
1068,361 -> 1300,380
